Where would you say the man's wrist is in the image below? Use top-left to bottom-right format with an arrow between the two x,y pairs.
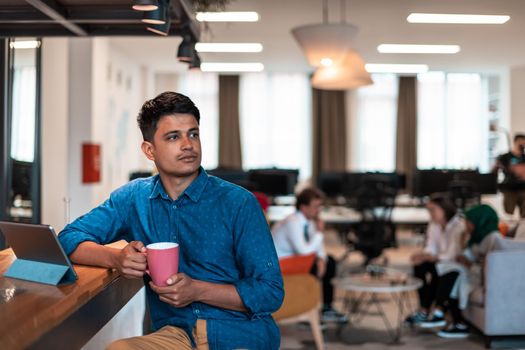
192,279 -> 207,303
106,247 -> 121,269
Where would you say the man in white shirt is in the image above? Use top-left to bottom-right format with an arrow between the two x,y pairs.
272,188 -> 347,323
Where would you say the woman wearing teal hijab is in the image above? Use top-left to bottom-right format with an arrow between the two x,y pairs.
436,204 -> 501,338
464,204 -> 499,248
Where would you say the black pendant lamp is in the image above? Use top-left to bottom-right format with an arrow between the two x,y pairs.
177,35 -> 193,62
142,0 -> 167,25
132,0 -> 159,11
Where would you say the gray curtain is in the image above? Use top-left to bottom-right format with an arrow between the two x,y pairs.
395,76 -> 418,193
218,75 -> 242,168
312,88 -> 347,185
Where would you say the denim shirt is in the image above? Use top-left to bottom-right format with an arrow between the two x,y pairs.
58,168 -> 284,349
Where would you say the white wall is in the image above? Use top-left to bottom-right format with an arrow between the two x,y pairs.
154,73 -> 178,95
90,38 -> 153,206
510,65 -> 525,136
41,38 -> 156,224
41,38 -> 70,231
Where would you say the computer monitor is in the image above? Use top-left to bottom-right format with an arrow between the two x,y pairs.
317,172 -> 346,198
344,172 -> 405,198
206,167 -> 250,187
248,168 -> 299,196
412,169 -> 491,197
129,171 -> 153,181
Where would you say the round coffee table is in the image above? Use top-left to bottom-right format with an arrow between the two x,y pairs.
333,273 -> 423,343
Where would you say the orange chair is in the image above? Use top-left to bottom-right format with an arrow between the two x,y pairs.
273,254 -> 324,350
499,222 -> 509,237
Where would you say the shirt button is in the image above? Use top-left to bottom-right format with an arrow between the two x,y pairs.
195,309 -> 200,314
173,205 -> 177,209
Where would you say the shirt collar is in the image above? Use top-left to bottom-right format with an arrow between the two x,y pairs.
183,167 -> 208,202
296,211 -> 309,225
149,174 -> 170,200
149,167 -> 208,202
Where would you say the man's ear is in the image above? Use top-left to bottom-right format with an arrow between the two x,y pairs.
141,141 -> 155,161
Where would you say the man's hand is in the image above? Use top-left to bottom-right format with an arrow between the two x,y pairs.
510,163 -> 525,181
149,273 -> 200,308
316,258 -> 326,278
410,252 -> 434,265
114,241 -> 147,278
456,254 -> 472,268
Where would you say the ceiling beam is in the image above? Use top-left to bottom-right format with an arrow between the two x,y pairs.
0,24 -> 188,37
24,0 -> 88,36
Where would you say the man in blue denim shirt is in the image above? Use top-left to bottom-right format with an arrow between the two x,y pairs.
58,92 -> 284,349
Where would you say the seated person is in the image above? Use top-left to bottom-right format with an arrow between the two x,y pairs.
58,92 -> 284,349
272,187 -> 347,324
405,194 -> 465,326
435,204 -> 501,338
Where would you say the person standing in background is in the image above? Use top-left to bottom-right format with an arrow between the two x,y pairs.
493,133 -> 525,217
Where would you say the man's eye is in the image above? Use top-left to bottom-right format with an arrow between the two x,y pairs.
190,132 -> 199,138
168,135 -> 178,140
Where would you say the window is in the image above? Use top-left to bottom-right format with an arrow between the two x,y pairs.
176,71 -> 219,169
240,73 -> 312,180
10,45 -> 37,162
352,74 -> 398,172
417,72 -> 487,171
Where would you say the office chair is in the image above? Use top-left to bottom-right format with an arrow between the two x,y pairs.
350,177 -> 398,265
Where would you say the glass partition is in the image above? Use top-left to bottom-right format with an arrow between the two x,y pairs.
3,38 -> 41,226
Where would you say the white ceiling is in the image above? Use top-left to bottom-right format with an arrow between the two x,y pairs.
109,0 -> 525,74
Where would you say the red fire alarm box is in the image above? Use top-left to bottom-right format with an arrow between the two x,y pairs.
82,143 -> 101,183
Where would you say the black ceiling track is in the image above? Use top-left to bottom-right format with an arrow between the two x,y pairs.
0,0 -> 200,40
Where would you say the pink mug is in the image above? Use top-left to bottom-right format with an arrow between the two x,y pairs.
146,242 -> 179,286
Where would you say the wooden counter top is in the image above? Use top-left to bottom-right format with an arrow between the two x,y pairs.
0,248 -> 143,350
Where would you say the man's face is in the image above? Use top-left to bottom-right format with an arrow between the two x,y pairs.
301,198 -> 323,220
516,138 -> 525,153
142,113 -> 202,178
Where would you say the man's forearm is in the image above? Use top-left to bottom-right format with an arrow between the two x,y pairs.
194,281 -> 247,312
70,241 -> 120,268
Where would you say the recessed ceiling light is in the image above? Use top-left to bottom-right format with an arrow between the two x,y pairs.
200,62 -> 264,72
365,64 -> 429,74
195,43 -> 263,53
10,40 -> 40,49
196,12 -> 259,22
377,44 -> 461,54
407,13 -> 510,24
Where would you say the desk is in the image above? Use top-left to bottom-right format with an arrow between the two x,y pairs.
268,205 -> 430,226
0,249 -> 143,350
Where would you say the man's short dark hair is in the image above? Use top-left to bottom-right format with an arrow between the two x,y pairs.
296,188 -> 325,210
514,133 -> 525,143
137,91 -> 200,142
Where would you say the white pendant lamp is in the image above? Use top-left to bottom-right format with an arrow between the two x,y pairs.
312,50 -> 373,90
291,23 -> 358,67
291,0 -> 372,90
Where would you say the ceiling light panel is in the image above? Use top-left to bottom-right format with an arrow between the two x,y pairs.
10,40 -> 40,49
378,44 -> 460,54
196,12 -> 259,22
407,13 -> 510,24
195,43 -> 263,53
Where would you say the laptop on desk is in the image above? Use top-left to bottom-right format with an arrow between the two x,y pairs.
0,221 -> 78,285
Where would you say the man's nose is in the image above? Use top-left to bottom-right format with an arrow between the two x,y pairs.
181,135 -> 193,150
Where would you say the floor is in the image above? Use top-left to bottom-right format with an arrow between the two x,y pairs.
279,228 -> 512,350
